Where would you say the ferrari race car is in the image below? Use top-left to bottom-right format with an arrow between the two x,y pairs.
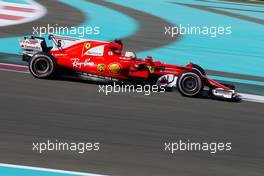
19,35 -> 238,100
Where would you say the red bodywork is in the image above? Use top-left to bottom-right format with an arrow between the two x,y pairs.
49,36 -> 230,91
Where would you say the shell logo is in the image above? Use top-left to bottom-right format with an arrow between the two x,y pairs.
108,63 -> 121,74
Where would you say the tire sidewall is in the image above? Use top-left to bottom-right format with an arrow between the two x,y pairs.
177,71 -> 204,97
192,64 -> 206,76
29,53 -> 56,79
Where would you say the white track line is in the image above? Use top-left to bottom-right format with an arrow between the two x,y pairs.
0,68 -> 29,73
239,93 -> 264,104
0,62 -> 28,68
0,163 -> 106,176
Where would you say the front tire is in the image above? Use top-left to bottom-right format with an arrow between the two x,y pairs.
192,64 -> 206,76
177,70 -> 204,97
29,52 -> 57,79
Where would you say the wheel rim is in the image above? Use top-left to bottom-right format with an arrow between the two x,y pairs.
33,58 -> 50,75
181,76 -> 198,93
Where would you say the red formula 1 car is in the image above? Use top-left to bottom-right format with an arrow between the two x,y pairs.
19,35 -> 238,100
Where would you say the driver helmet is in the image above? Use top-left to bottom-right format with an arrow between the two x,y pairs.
125,51 -> 137,59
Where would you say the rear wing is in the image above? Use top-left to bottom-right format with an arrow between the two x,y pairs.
19,34 -> 120,61
19,36 -> 48,57
19,35 -> 68,55
19,35 -> 64,60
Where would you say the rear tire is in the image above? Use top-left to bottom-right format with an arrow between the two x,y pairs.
29,52 -> 57,79
177,70 -> 204,97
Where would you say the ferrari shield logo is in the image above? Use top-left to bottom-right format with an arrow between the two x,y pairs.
85,43 -> 91,49
148,66 -> 154,73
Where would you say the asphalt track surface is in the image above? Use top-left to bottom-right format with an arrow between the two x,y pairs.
0,70 -> 264,176
0,0 -> 264,176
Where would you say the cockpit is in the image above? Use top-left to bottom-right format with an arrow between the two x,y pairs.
124,51 -> 137,60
